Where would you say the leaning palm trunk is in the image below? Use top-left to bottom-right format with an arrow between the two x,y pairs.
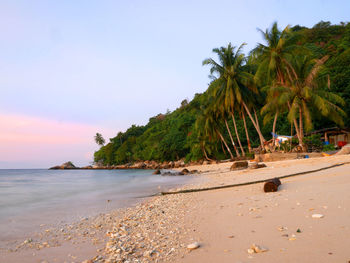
242,112 -> 252,153
225,119 -> 240,157
242,101 -> 266,147
217,130 -> 234,160
272,112 -> 278,147
287,102 -> 303,149
299,108 -> 306,151
201,144 -> 214,161
231,113 -> 245,156
293,118 -> 303,150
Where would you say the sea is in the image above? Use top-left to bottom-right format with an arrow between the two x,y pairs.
0,169 -> 191,246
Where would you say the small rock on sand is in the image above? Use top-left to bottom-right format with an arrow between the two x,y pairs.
187,242 -> 200,250
248,244 -> 268,253
230,161 -> 248,171
312,214 -> 324,219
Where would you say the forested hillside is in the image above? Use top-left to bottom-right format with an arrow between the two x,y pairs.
94,21 -> 350,165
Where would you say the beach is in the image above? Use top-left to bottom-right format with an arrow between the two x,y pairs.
1,155 -> 350,262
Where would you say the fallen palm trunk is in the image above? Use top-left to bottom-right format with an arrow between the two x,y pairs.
159,162 -> 350,196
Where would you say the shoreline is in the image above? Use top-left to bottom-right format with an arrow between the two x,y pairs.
100,154 -> 350,262
2,155 -> 350,262
0,170 -> 198,263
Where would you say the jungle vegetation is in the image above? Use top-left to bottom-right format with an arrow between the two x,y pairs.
94,21 -> 350,165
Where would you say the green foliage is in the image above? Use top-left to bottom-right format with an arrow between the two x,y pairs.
322,144 -> 336,152
280,138 -> 299,152
303,134 -> 323,152
94,133 -> 105,146
94,21 -> 350,164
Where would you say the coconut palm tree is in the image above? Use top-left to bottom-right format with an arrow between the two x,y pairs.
203,43 -> 263,151
280,54 -> 345,149
94,133 -> 105,146
206,78 -> 241,156
202,107 -> 235,160
252,22 -> 299,144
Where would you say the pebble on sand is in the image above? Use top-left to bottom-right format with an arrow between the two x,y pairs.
312,214 -> 324,219
248,244 -> 268,253
187,242 -> 200,250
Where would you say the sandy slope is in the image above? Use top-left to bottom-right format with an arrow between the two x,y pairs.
177,155 -> 350,263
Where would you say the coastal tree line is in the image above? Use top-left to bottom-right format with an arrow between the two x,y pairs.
94,21 -> 350,165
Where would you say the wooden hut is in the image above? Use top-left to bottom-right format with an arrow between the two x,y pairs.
308,127 -> 350,147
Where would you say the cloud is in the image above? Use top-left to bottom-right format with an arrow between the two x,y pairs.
0,113 -> 116,168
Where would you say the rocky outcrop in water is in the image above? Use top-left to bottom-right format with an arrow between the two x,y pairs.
49,161 -> 77,170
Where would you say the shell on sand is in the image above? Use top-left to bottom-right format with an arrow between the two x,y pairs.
187,242 -> 200,250
312,214 -> 324,219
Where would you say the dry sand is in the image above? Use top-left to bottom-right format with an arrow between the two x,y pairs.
180,156 -> 350,263
1,155 -> 350,263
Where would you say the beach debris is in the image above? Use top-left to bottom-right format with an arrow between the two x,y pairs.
228,235 -> 235,238
187,242 -> 200,250
23,238 -> 33,244
277,226 -> 288,232
230,161 -> 248,171
247,248 -> 255,254
312,214 -> 324,219
248,244 -> 268,253
296,228 -> 302,233
289,234 -> 296,241
264,178 -> 281,192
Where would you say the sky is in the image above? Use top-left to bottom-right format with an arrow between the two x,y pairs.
0,0 -> 349,168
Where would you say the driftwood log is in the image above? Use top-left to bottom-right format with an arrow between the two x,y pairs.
158,162 -> 350,196
263,178 -> 281,192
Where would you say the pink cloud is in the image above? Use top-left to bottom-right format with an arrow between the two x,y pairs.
0,113 -> 116,168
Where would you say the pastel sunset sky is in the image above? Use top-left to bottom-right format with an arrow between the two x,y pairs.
1,0 -> 349,168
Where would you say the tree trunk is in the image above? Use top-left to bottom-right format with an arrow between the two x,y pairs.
217,130 -> 234,160
290,121 -> 293,152
242,101 -> 266,147
225,119 -> 240,157
299,108 -> 306,151
202,144 -> 214,161
254,108 -> 261,131
220,139 -> 226,155
231,113 -> 245,156
272,112 -> 278,146
242,112 -> 252,153
287,102 -> 302,150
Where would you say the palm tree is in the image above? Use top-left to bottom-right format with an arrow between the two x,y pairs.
252,22 -> 298,145
94,133 -> 105,146
202,107 -> 235,160
280,55 -> 345,149
203,43 -> 259,152
207,79 -> 241,157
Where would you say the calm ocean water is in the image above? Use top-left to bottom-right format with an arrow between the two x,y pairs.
0,169 -> 191,244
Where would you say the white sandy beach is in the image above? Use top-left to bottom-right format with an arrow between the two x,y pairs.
1,155 -> 350,263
